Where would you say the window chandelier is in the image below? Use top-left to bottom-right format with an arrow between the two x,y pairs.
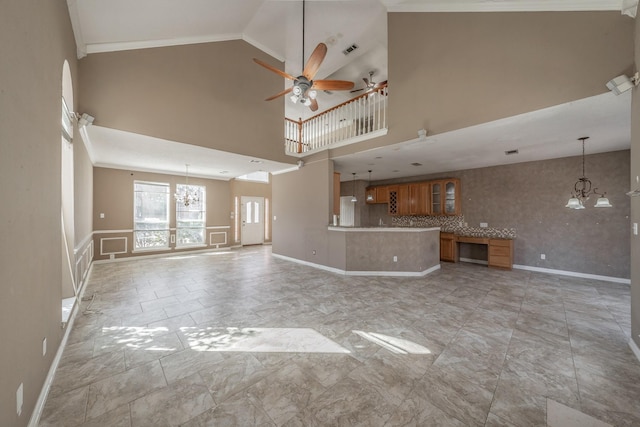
565,137 -> 612,209
175,164 -> 200,207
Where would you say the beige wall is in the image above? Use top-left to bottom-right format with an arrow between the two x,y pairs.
368,150 -> 630,279
74,132 -> 94,250
230,178 -> 273,243
78,41 -> 293,164
631,15 -> 640,350
0,1 -> 80,425
330,11 -> 634,158
272,153 -> 335,265
93,167 -> 233,260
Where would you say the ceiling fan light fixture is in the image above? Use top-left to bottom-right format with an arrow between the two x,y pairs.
308,90 -> 317,99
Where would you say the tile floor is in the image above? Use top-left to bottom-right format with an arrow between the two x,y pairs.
40,246 -> 640,426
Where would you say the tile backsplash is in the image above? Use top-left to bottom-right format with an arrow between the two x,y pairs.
392,215 -> 517,239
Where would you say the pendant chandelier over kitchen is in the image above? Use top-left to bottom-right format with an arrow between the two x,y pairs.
565,137 -> 612,209
175,164 -> 200,207
366,170 -> 374,202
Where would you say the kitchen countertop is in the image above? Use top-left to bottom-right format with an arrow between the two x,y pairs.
328,226 -> 441,233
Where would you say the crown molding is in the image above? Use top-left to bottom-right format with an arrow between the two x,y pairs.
84,33 -> 243,55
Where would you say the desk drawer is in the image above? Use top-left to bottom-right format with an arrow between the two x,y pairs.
489,246 -> 510,257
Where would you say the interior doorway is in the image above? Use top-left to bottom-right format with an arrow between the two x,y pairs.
241,196 -> 265,246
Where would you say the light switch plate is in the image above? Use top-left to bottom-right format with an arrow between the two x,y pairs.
634,223 -> 638,235
480,222 -> 488,228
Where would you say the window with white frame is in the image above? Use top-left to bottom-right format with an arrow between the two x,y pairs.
134,181 -> 170,250
176,184 -> 206,246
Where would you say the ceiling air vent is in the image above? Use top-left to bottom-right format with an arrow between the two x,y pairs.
342,44 -> 358,55
505,149 -> 519,155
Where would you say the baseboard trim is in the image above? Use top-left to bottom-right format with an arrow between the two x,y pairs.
29,261 -> 93,427
630,337 -> 640,364
272,253 -> 441,277
512,264 -> 630,284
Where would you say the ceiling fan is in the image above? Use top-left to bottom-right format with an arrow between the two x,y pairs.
252,0 -> 354,112
350,71 -> 387,95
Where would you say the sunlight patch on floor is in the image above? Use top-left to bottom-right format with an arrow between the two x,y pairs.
180,326 -> 350,353
352,330 -> 431,355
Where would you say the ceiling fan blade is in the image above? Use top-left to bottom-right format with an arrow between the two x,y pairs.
350,87 -> 365,94
375,80 -> 388,88
265,86 -> 293,101
362,77 -> 370,85
302,43 -> 327,81
312,79 -> 355,91
253,58 -> 296,81
309,97 -> 319,112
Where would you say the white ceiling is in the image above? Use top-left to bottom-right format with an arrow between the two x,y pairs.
81,126 -> 296,180
66,0 -> 636,181
333,91 -> 632,181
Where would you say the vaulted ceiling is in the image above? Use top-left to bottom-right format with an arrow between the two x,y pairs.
67,0 -> 637,180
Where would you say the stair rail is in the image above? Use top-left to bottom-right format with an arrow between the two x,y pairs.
285,85 -> 388,155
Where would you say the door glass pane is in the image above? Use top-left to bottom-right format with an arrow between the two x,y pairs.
254,202 -> 259,223
246,202 -> 252,224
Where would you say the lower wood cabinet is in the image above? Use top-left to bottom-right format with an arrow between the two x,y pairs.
488,239 -> 514,270
440,233 -> 457,262
440,233 -> 513,270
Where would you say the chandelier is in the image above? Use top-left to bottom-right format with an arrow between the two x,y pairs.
175,164 -> 199,207
565,137 -> 612,209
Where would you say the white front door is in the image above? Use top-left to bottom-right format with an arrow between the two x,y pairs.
241,196 -> 265,246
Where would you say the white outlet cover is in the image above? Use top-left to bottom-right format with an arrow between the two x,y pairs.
480,222 -> 488,228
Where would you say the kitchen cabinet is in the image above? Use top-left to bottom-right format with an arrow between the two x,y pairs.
369,178 -> 460,216
387,186 -> 398,215
398,185 -> 410,215
365,185 -> 389,204
431,182 -> 442,215
431,179 -> 460,216
443,179 -> 461,215
440,232 -> 457,262
488,239 -> 513,270
377,186 -> 389,203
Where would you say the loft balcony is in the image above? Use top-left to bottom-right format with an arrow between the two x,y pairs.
284,86 -> 388,156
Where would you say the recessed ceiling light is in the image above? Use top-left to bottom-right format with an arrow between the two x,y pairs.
250,160 -> 263,163
411,162 -> 423,166
505,149 -> 519,155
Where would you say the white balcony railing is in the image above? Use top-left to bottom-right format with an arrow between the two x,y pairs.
285,86 -> 388,155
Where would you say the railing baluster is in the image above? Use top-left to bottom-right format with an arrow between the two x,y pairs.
285,85 -> 388,155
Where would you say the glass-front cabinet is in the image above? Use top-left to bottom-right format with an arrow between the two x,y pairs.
431,179 -> 460,216
444,179 -> 459,215
431,182 -> 442,215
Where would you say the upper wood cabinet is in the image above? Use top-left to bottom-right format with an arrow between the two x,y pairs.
443,179 -> 461,215
365,185 -> 389,204
367,178 -> 460,216
430,179 -> 460,216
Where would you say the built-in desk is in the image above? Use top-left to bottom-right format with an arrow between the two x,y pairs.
441,233 -> 514,270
